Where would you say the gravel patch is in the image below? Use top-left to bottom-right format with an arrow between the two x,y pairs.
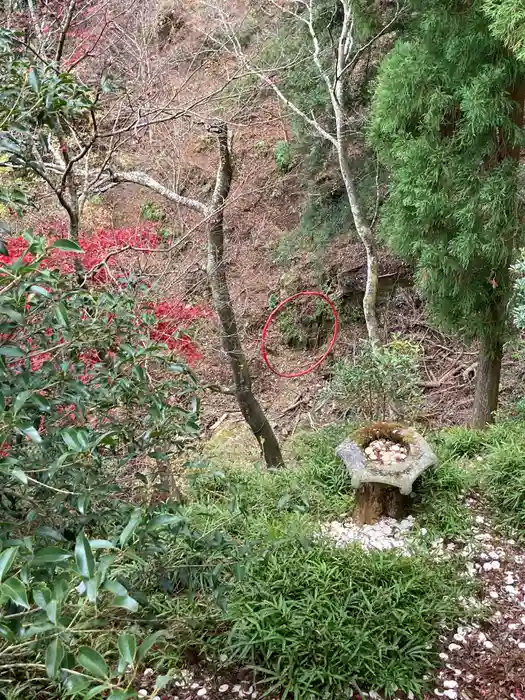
320,515 -> 417,553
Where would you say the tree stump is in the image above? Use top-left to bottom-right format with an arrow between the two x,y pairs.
336,423 -> 437,526
352,483 -> 409,525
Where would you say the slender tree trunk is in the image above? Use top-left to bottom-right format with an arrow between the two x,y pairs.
207,122 -> 284,468
472,334 -> 503,428
68,208 -> 85,283
336,141 -> 380,343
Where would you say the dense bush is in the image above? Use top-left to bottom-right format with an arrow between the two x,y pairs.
0,233 -> 202,697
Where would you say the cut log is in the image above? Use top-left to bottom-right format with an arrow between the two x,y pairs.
352,483 -> 409,525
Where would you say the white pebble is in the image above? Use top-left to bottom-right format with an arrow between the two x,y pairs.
489,591 -> 499,599
519,642 -> 525,650
439,652 -> 449,660
219,685 -> 229,693
443,691 -> 457,699
443,680 -> 458,688
233,686 -> 241,693
448,643 -> 462,651
197,689 -> 207,697
509,623 -> 520,630
483,640 -> 494,649
138,692 -> 148,698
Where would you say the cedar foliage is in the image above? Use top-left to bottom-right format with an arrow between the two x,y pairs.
483,0 -> 525,61
369,1 -> 525,416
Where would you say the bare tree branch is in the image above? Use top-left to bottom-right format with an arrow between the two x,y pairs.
108,170 -> 208,216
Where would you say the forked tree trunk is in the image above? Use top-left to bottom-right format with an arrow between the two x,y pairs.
207,122 -> 284,468
472,334 -> 503,428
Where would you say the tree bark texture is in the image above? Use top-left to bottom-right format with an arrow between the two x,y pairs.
206,122 -> 284,468
352,483 -> 408,525
336,137 -> 380,344
472,334 -> 503,428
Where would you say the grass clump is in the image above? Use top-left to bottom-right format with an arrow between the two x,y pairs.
191,424 -> 353,533
221,539 -> 473,699
433,426 -> 488,459
414,452 -> 474,539
479,421 -> 525,532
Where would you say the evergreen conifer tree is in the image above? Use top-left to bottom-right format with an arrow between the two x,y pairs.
369,0 -> 525,426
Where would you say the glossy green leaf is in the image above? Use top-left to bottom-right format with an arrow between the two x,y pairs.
75,531 -> 94,579
28,67 -> 40,92
32,547 -> 72,566
77,494 -> 90,515
46,637 -> 65,679
138,630 -> 165,661
51,239 -> 84,253
0,345 -> 24,357
89,539 -> 115,550
64,673 -> 90,695
84,684 -> 108,699
21,425 -> 42,443
0,240 -> 8,256
11,468 -> 27,484
77,646 -> 108,679
13,389 -> 32,414
103,579 -> 127,596
62,427 -> 89,452
117,632 -> 136,672
44,599 -> 58,624
118,507 -> 142,547
29,285 -> 50,297
2,576 -> 29,608
0,622 -> 14,641
85,577 -> 97,603
36,526 -> 65,542
0,546 -> 18,581
54,302 -> 69,327
155,674 -> 172,690
33,393 -> 51,411
112,594 -> 138,612
147,514 -> 183,530
0,306 -> 23,323
33,585 -> 51,608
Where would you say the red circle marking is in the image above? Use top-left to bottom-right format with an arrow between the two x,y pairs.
261,290 -> 339,378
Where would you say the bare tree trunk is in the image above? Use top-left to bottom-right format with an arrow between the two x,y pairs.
207,122 -> 284,468
472,334 -> 503,428
336,139 -> 380,343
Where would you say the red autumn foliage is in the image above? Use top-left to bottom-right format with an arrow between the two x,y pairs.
0,221 -> 208,365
